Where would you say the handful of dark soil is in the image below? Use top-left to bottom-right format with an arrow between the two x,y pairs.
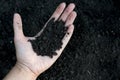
28,18 -> 68,58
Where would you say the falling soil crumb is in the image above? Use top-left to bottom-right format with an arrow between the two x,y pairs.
28,18 -> 68,58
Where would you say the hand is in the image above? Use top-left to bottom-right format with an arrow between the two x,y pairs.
13,2 -> 77,77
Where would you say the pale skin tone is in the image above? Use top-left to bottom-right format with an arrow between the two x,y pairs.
3,2 -> 77,80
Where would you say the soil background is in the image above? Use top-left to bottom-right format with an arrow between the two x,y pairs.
0,0 -> 120,80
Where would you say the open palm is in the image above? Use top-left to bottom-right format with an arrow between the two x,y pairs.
13,2 -> 77,76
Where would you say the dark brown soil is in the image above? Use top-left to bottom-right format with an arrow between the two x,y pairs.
0,0 -> 120,80
28,18 -> 68,58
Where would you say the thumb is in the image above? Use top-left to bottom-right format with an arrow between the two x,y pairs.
13,13 -> 24,39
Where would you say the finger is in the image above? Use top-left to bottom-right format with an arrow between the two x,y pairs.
65,11 -> 77,27
27,37 -> 36,40
59,3 -> 75,22
52,24 -> 74,61
13,13 -> 24,39
50,2 -> 66,21
34,3 -> 66,37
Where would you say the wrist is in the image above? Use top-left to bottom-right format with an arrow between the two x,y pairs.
4,62 -> 38,80
15,62 -> 38,80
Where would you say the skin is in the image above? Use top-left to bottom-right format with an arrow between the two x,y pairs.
3,2 -> 77,80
